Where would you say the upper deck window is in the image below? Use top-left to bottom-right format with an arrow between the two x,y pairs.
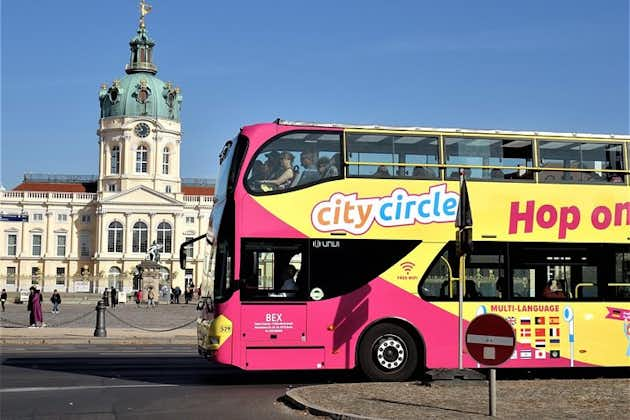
246,131 -> 342,194
346,133 -> 439,179
539,140 -> 625,184
444,137 -> 534,181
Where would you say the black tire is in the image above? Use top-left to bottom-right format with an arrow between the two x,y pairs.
358,322 -> 418,382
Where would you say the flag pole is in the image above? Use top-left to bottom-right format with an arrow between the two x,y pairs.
458,168 -> 464,370
458,254 -> 464,369
456,168 -> 472,370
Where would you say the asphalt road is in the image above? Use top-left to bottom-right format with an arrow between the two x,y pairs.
0,345 -> 353,420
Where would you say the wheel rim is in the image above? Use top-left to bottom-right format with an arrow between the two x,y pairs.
373,334 -> 407,371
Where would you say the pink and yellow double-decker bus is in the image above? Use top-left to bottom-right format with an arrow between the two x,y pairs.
181,120 -> 630,381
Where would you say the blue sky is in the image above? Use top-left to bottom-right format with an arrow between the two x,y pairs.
1,1 -> 628,188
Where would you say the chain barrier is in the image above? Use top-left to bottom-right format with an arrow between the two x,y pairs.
45,309 -> 95,328
106,310 -> 197,332
0,308 -> 95,328
0,316 -> 29,327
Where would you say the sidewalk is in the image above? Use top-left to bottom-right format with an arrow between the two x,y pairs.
284,377 -> 628,419
0,326 -> 196,345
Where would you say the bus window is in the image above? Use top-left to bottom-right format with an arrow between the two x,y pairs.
345,133 -> 439,179
419,243 -> 457,300
538,140 -> 625,184
512,268 -> 536,298
444,137 -> 533,181
240,240 -> 306,300
465,243 -> 506,299
245,131 -> 342,193
611,249 -> 630,299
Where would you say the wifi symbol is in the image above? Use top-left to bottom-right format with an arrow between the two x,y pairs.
400,261 -> 415,273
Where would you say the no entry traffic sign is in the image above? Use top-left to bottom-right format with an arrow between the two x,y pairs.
466,313 -> 515,366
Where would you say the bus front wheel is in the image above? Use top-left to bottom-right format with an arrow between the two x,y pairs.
358,323 -> 418,381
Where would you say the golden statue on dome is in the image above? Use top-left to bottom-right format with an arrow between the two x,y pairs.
139,0 -> 152,28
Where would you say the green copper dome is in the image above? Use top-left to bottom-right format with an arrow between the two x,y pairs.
99,12 -> 182,121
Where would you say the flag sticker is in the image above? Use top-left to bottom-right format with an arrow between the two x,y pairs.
535,316 -> 546,325
550,338 -> 560,345
535,328 -> 546,337
535,340 -> 546,348
506,316 -> 516,326
549,327 -> 560,336
550,350 -> 561,359
520,328 -> 531,337
520,317 -> 531,325
535,349 -> 546,359
520,349 -> 532,359
549,316 -> 560,325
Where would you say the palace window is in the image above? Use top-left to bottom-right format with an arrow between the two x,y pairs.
111,145 -> 120,174
156,221 -> 172,253
7,234 -> 17,256
32,234 -> 42,256
136,145 -> 148,173
56,235 -> 66,257
132,221 -> 148,253
162,147 -> 170,174
107,221 -> 123,253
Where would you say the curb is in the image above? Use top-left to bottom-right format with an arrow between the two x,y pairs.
284,388 -> 380,420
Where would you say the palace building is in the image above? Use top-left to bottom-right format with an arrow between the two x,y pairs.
0,3 -> 213,295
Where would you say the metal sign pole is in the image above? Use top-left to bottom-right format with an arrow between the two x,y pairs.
458,255 -> 465,369
489,368 -> 496,416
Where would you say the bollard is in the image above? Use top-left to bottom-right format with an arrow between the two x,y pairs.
94,300 -> 107,337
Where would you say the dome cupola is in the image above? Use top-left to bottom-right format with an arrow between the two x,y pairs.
98,1 -> 182,121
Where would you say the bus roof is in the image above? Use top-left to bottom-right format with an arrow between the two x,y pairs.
276,119 -> 630,141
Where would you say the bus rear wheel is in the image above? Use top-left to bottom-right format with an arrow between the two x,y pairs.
358,323 -> 418,382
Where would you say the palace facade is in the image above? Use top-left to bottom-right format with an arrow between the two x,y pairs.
0,5 -> 213,294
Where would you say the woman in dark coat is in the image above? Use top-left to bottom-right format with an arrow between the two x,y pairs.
27,286 -> 35,326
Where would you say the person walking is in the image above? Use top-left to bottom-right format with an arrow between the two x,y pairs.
0,289 -> 7,312
110,287 -> 118,308
147,286 -> 156,308
135,288 -> 143,307
50,289 -> 62,314
32,286 -> 44,327
102,287 -> 110,306
27,286 -> 35,326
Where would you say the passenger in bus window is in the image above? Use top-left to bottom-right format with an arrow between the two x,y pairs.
373,165 -> 391,177
411,166 -> 434,179
281,265 -> 298,291
327,153 -> 341,177
264,151 -> 283,179
260,152 -> 295,190
292,151 -> 320,186
464,280 -> 481,299
490,168 -> 505,180
543,280 -> 566,299
317,157 -> 332,178
495,277 -> 506,298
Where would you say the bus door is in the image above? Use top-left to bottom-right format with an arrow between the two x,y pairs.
239,240 -> 323,369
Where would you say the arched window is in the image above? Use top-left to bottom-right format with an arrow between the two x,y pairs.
132,221 -> 148,253
136,145 -> 148,173
156,221 -> 172,253
162,147 -> 170,175
108,266 -> 121,289
111,145 -> 120,174
107,221 -> 123,253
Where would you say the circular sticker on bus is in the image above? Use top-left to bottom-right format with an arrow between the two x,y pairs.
310,288 -> 324,301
